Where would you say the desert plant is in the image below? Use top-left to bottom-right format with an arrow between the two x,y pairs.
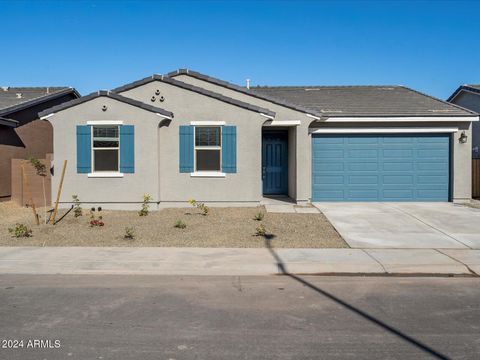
89,209 -> 104,227
188,199 -> 209,216
139,194 -> 152,216
255,224 -> 267,237
124,226 -> 135,239
8,223 -> 32,238
174,219 -> 187,229
253,212 -> 264,221
72,195 -> 83,217
28,157 -> 47,224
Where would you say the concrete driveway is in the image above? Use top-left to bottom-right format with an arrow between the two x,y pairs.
314,202 -> 480,249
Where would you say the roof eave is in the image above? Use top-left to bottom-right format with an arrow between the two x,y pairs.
0,117 -> 19,127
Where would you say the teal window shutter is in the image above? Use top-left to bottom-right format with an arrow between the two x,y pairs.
120,125 -> 135,173
222,125 -> 237,173
179,125 -> 194,173
76,125 -> 91,173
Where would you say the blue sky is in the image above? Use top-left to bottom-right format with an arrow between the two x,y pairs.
1,0 -> 479,99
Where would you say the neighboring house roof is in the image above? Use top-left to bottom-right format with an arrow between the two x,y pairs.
166,68 -> 317,117
111,74 -> 276,117
38,90 -> 174,119
0,87 -> 80,117
250,85 -> 477,118
447,84 -> 480,102
0,116 -> 19,127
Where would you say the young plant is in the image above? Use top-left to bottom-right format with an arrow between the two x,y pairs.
28,157 -> 47,224
188,199 -> 209,216
253,212 -> 264,221
8,223 -> 32,238
89,208 -> 104,227
72,195 -> 83,217
255,224 -> 267,237
124,226 -> 135,239
174,219 -> 187,229
139,194 -> 152,216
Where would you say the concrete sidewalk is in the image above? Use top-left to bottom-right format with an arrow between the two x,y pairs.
0,247 -> 479,276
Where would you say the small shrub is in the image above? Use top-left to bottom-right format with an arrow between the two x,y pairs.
8,223 -> 32,238
255,224 -> 267,237
188,199 -> 209,216
89,209 -> 104,227
139,194 -> 152,216
253,212 -> 264,221
124,226 -> 135,239
72,195 -> 83,217
174,219 -> 187,229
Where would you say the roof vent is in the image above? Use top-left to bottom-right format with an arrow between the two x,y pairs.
1,87 -> 8,92
246,79 -> 251,89
16,93 -> 22,99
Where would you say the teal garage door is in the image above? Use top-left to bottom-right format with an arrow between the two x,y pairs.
312,134 -> 450,202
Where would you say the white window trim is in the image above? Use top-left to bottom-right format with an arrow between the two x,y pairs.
309,127 -> 459,134
194,126 -> 222,173
88,172 -> 124,178
87,120 -> 124,125
190,121 -> 225,126
91,124 -> 121,174
190,171 -> 226,178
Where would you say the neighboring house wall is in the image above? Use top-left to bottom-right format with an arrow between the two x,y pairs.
48,97 -> 163,210
450,91 -> 480,157
118,80 -> 268,206
0,93 -> 77,201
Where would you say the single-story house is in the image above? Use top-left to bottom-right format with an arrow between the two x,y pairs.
38,70 -> 478,210
0,86 -> 80,201
447,85 -> 480,158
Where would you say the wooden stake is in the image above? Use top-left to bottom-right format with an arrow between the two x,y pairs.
50,160 -> 67,225
22,163 -> 40,225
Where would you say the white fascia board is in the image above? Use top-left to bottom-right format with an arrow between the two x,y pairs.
190,121 -> 226,126
310,127 -> 459,134
155,113 -> 172,120
260,113 -> 275,120
40,113 -> 55,120
265,120 -> 301,126
323,116 -> 478,122
87,120 -> 124,125
306,113 -> 321,120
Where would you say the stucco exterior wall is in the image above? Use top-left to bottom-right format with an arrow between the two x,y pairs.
47,97 -> 162,210
118,81 -> 267,205
171,74 -> 314,202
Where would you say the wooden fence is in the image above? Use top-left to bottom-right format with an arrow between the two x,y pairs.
473,159 -> 480,198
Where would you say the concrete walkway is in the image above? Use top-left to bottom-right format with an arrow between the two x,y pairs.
314,202 -> 480,249
0,247 -> 478,276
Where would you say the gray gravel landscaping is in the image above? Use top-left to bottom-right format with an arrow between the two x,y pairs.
0,202 -> 347,248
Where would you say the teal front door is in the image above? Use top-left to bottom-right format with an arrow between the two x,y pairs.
262,132 -> 288,195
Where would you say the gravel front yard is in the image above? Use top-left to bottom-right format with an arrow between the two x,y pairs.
0,202 -> 347,248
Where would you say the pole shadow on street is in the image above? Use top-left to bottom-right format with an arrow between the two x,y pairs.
263,238 -> 451,360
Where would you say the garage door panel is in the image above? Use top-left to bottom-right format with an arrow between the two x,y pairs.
312,134 -> 450,202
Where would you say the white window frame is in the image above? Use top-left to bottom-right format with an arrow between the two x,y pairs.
193,126 -> 223,174
91,125 -> 121,174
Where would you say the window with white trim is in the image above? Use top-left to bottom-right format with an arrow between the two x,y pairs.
194,126 -> 221,171
92,125 -> 119,172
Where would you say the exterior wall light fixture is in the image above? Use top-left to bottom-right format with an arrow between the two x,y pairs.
459,131 -> 468,144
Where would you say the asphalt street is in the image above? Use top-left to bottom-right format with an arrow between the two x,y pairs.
0,275 -> 479,360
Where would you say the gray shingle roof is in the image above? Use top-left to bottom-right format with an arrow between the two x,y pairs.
251,85 -> 476,117
38,90 -> 174,118
0,87 -> 80,116
167,69 -> 316,116
447,84 -> 480,102
112,74 -> 276,117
